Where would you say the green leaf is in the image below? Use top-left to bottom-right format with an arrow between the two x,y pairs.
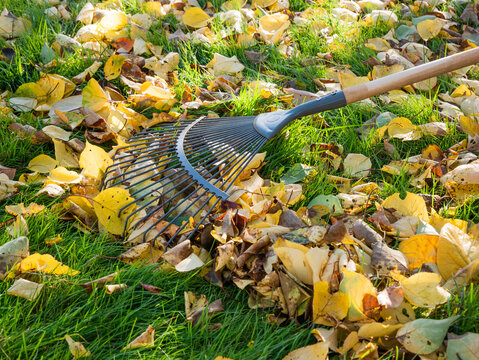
280,164 -> 315,185
447,332 -> 479,360
397,316 -> 460,355
308,195 -> 344,215
41,43 -> 56,64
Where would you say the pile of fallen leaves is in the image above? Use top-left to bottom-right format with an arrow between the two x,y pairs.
2,0 -> 479,358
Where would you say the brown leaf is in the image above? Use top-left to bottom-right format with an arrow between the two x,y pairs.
140,282 -> 162,294
8,123 -> 50,144
0,164 -> 16,179
371,241 -> 409,273
85,130 -> 115,144
112,37 -> 134,52
162,240 -> 192,266
79,272 -> 120,293
236,236 -> 270,268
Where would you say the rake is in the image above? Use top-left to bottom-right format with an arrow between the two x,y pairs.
103,47 -> 479,247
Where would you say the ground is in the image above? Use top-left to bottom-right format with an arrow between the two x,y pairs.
1,0 -> 479,359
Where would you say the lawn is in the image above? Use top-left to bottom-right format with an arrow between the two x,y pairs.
1,0 -> 479,359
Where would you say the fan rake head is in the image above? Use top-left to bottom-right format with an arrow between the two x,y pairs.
102,115 -> 268,247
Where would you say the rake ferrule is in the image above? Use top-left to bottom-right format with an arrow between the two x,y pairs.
253,90 -> 347,139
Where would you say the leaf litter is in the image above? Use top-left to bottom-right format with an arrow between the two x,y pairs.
1,0 -> 479,358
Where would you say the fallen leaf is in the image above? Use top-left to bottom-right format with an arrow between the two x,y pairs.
123,325 -> 155,350
392,272 -> 450,308
343,154 -> 371,177
398,234 -> 438,270
382,192 -> 429,222
183,7 -> 211,28
79,141 -> 113,180
27,154 -> 59,173
446,332 -> 479,360
282,341 -> 328,360
104,54 -> 126,81
397,316 -> 459,355
64,335 -> 91,359
105,283 -> 128,294
15,252 -> 79,275
7,278 -> 43,301
339,269 -> 377,321
417,18 -> 442,41
0,236 -> 29,278
92,187 -> 136,235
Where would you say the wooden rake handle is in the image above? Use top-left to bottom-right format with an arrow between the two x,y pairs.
343,46 -> 479,104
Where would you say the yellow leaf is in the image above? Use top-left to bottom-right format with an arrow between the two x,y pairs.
64,335 -> 91,359
79,141 -> 113,180
273,238 -> 313,285
258,13 -> 290,44
52,139 -> 79,168
48,166 -> 81,184
343,153 -> 371,177
371,64 -> 404,80
429,210 -> 468,233
458,115 -> 479,136
445,182 -> 479,202
358,322 -> 403,338
282,341 -> 328,360
182,7 -> 211,28
392,271 -> 450,308
123,325 -> 155,350
104,54 -> 126,81
0,9 -> 26,39
382,192 -> 429,222
119,242 -> 163,265
36,74 -> 66,106
437,224 -> 473,280
98,10 -> 128,31
5,202 -> 44,217
417,18 -> 443,41
92,187 -> 136,235
45,235 -> 63,246
82,78 -> 109,114
339,269 -> 377,321
206,53 -> 245,76
364,37 -> 391,52
14,82 -> 47,102
254,0 -> 277,7
143,2 -> 167,18
16,252 -> 79,275
312,281 -> 350,325
384,117 -> 421,141
398,234 -> 438,270
338,72 -> 370,89
451,84 -> 473,98
27,154 -> 59,173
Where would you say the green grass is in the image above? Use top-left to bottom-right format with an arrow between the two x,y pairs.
1,0 -> 479,358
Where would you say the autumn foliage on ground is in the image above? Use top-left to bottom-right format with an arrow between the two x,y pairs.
1,0 -> 479,358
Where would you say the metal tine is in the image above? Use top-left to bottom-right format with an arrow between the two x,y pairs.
129,122 -> 190,138
183,120 -> 256,137
123,132 -> 259,218
182,132 -> 261,182
152,136 -> 265,239
108,155 -> 178,188
120,131 -> 255,191
122,172 -> 197,235
182,130 -> 258,166
167,141 -> 266,246
115,125 -> 247,170
157,138 -> 267,246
